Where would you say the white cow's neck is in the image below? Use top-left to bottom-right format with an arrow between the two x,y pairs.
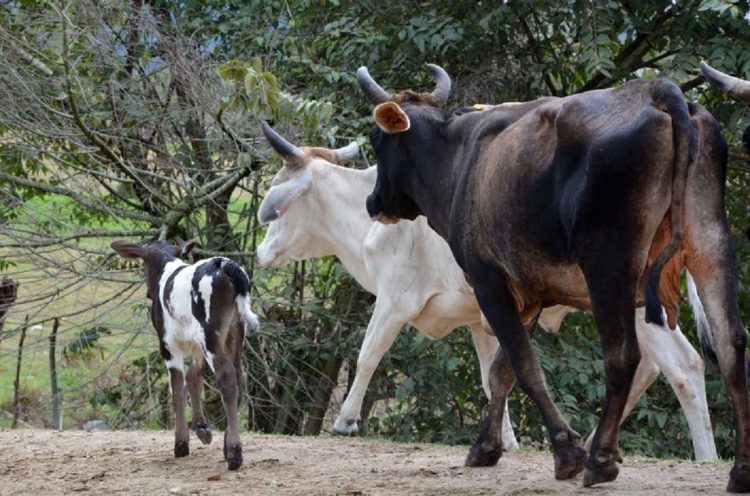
308,162 -> 377,290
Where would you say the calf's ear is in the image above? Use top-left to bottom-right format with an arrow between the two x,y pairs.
179,239 -> 199,257
373,102 -> 410,134
258,168 -> 312,225
111,240 -> 145,259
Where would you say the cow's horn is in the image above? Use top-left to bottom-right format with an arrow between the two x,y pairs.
427,64 -> 451,104
357,67 -> 392,104
260,121 -> 304,160
334,142 -> 359,163
700,61 -> 750,103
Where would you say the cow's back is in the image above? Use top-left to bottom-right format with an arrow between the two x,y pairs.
450,79 -> 682,315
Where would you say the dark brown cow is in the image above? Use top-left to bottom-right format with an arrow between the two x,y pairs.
358,65 -> 750,491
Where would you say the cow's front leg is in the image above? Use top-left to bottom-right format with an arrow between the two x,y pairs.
334,299 -> 406,436
468,265 -> 586,479
186,359 -> 212,445
167,362 -> 189,458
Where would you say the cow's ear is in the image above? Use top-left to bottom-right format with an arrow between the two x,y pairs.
373,102 -> 410,134
111,240 -> 146,259
179,239 -> 199,257
258,168 -> 312,225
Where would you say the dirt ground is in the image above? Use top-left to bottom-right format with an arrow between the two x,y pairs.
0,429 -> 732,495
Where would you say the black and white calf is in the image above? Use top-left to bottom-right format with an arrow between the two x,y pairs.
111,239 -> 259,470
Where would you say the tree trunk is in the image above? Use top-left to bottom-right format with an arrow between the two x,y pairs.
303,352 -> 344,435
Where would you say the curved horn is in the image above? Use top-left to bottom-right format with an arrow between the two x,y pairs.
260,121 -> 304,160
356,67 -> 392,104
700,61 -> 750,103
333,142 -> 359,163
426,64 -> 452,104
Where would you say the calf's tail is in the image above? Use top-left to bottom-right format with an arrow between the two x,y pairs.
221,260 -> 260,335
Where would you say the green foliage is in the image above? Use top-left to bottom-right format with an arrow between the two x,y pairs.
64,326 -> 111,360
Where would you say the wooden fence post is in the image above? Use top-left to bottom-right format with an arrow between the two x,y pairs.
11,315 -> 29,429
49,318 -> 61,430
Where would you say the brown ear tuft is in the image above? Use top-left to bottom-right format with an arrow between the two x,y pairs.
373,102 -> 410,134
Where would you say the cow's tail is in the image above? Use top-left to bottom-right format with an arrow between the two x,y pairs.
645,80 -> 698,327
221,259 -> 260,335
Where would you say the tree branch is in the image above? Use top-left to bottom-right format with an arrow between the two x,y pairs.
0,171 -> 159,224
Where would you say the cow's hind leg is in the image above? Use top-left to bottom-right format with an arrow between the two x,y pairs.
186,359 -> 212,445
580,257 -> 641,487
467,264 -> 586,479
584,346 -> 659,452
686,106 -> 750,492
167,360 -> 190,458
688,245 -> 750,490
636,309 -> 716,460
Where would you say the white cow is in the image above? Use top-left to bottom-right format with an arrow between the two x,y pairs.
256,122 -> 717,460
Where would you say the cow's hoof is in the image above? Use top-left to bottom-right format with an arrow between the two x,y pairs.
465,443 -> 502,467
226,444 -> 243,471
728,464 -> 750,493
194,424 -> 212,445
174,441 -> 189,458
582,452 -> 621,487
332,418 -> 359,436
554,445 -> 587,480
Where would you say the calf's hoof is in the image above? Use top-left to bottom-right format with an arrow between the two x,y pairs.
174,441 -> 189,458
582,452 -> 621,487
554,444 -> 587,480
728,464 -> 750,493
194,424 -> 213,445
226,444 -> 243,471
465,443 -> 502,467
332,418 -> 359,436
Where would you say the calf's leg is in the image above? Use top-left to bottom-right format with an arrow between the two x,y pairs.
186,359 -> 212,445
167,363 -> 190,458
216,326 -> 244,471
